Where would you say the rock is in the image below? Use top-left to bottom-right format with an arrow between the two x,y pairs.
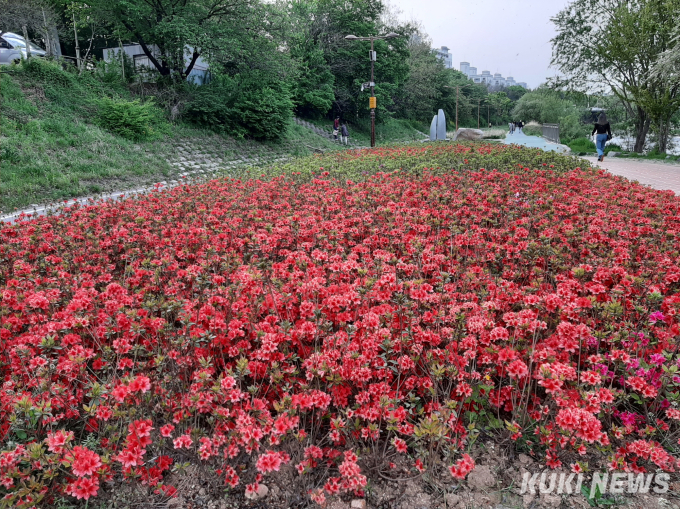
350,500 -> 366,509
467,465 -> 495,490
540,492 -> 562,507
471,491 -> 493,507
444,492 -> 461,507
245,483 -> 269,501
608,151 -> 619,157
453,128 -> 484,141
327,501 -> 351,509
198,488 -> 206,496
166,497 -> 184,509
518,454 -> 533,466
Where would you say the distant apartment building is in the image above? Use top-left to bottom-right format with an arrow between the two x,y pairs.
434,46 -> 453,69
459,61 -> 527,89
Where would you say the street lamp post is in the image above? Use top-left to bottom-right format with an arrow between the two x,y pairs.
345,32 -> 401,148
477,99 -> 480,129
455,86 -> 459,132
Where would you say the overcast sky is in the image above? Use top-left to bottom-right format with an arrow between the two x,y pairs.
390,0 -> 572,88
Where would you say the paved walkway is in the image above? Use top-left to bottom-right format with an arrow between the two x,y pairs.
503,130 -> 569,153
504,131 -> 680,195
582,156 -> 680,195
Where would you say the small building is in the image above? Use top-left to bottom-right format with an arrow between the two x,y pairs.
102,44 -> 210,84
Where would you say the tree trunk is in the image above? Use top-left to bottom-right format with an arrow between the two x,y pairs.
49,26 -> 62,58
658,120 -> 671,154
42,8 -> 51,57
21,26 -> 31,59
73,13 -> 82,70
633,108 -> 650,153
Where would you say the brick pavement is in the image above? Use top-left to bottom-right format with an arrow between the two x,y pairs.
582,156 -> 680,195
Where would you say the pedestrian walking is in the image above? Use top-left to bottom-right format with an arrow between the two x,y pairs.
518,121 -> 523,133
341,123 -> 349,145
333,117 -> 340,141
592,112 -> 612,162
509,121 -> 514,134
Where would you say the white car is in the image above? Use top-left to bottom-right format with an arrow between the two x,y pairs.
0,33 -> 46,65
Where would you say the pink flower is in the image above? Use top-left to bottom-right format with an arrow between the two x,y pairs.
160,424 -> 175,437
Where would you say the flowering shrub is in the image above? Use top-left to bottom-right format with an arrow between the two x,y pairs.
1,143 -> 680,506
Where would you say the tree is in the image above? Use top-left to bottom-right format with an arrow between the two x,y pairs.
395,33 -> 447,121
83,0 -> 258,81
0,0 -> 58,57
551,0 -> 680,152
487,92 -> 513,121
648,24 -> 680,152
511,88 -> 575,124
293,0 -> 409,121
286,0 -> 335,118
505,85 -> 527,102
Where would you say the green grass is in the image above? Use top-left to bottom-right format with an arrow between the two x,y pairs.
567,137 -> 597,153
0,61 -> 345,212
612,149 -> 680,161
522,125 -> 542,137
0,69 -> 174,211
305,116 -> 426,145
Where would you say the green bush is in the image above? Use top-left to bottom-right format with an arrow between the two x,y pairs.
522,125 -> 542,137
96,97 -> 166,140
21,58 -> 75,88
184,83 -> 239,135
559,114 -> 590,144
185,74 -> 293,140
568,137 -> 596,152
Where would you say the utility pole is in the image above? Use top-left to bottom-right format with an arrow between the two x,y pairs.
370,38 -> 375,148
477,99 -> 480,129
42,8 -> 51,58
345,33 -> 401,148
72,11 -> 81,70
487,105 -> 490,127
455,86 -> 459,132
119,38 -> 125,81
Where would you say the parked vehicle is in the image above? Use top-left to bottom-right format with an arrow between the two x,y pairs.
0,33 -> 46,65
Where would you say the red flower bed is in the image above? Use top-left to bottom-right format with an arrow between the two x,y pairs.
1,148 -> 680,506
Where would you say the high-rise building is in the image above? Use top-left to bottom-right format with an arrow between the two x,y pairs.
459,62 -> 528,88
433,46 -> 453,69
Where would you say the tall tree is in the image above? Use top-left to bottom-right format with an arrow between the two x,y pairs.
82,0 -> 258,80
297,0 -> 409,120
0,0 -> 58,56
396,34 -> 447,121
551,0 -> 680,152
285,0 -> 335,118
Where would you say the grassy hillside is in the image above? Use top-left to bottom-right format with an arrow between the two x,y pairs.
0,60 -> 344,212
306,116 -> 427,145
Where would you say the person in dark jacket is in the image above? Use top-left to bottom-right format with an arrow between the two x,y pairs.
341,123 -> 349,145
592,112 -> 612,162
333,117 -> 340,141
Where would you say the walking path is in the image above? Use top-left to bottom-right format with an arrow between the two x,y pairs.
582,156 -> 680,195
505,131 -> 680,195
503,130 -> 569,153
